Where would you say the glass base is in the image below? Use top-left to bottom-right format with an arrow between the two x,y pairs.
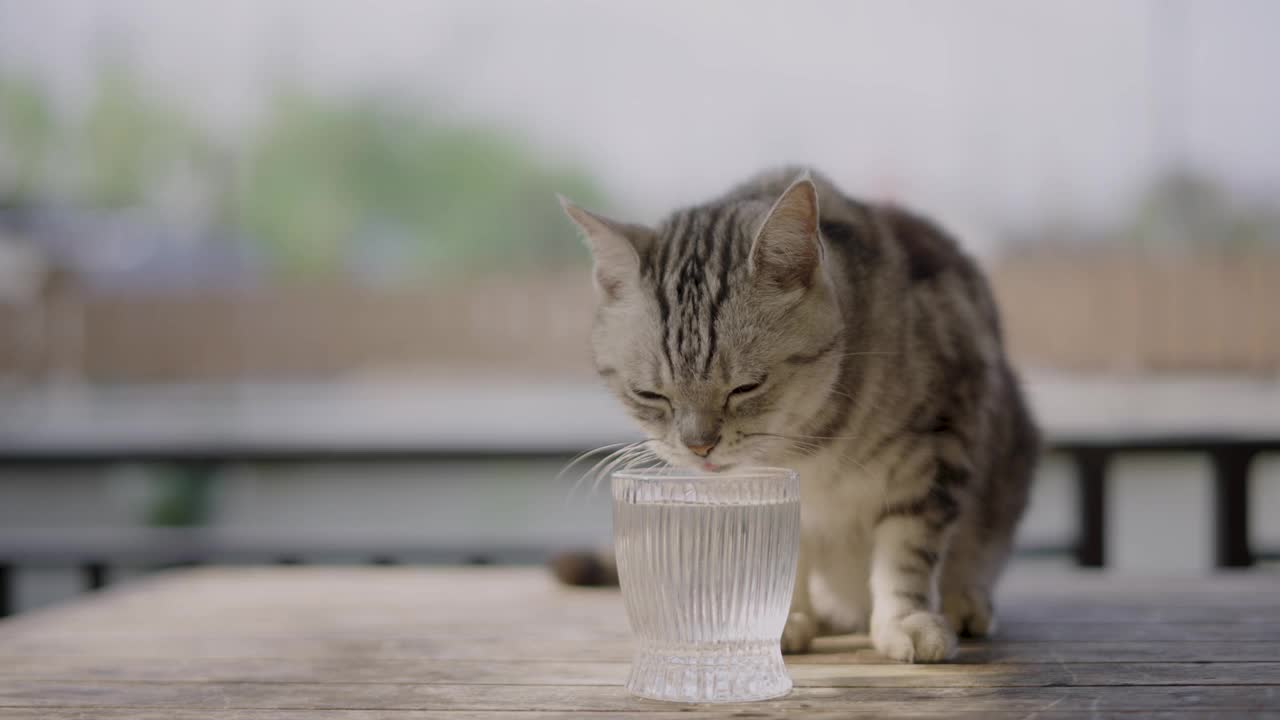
625,642 -> 792,703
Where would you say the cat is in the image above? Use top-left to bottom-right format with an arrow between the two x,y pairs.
557,168 -> 1039,663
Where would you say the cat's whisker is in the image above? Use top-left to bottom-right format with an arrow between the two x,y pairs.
572,441 -> 650,497
821,385 -> 896,418
834,449 -> 872,473
572,445 -> 629,487
746,432 -> 825,461
825,388 -> 859,405
592,441 -> 659,483
790,440 -> 824,454
744,431 -> 862,442
631,445 -> 663,467
607,447 -> 650,474
744,431 -> 874,472
591,444 -> 658,493
828,350 -> 900,360
617,448 -> 662,476
589,443 -> 645,478
558,441 -> 636,491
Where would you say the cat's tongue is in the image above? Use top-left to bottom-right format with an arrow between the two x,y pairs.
702,461 -> 726,472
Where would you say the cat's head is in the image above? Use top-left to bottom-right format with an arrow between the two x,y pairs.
561,176 -> 845,472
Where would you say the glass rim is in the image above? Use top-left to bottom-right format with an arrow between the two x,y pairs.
612,465 -> 798,482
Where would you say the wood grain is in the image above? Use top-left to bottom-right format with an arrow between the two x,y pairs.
0,566 -> 1277,716
0,707 -> 1274,712
1,680 -> 1278,712
3,656 -> 1279,688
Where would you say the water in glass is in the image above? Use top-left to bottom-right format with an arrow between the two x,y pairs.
612,467 -> 800,703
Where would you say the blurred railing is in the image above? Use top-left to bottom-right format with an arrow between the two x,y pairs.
1,435 -> 1277,618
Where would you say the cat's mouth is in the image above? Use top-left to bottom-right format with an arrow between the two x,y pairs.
701,461 -> 733,472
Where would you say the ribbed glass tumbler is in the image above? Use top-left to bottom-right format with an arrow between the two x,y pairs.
612,466 -> 801,703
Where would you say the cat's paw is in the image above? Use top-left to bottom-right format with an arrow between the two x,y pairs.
942,586 -> 996,638
872,611 -> 956,663
781,611 -> 818,654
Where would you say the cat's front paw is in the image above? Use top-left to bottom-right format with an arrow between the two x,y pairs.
781,611 -> 818,654
872,611 -> 956,663
942,586 -> 996,638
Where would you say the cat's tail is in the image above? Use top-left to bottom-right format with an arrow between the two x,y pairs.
549,548 -> 619,587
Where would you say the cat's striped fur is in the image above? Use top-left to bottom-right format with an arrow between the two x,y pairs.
561,168 -> 1038,663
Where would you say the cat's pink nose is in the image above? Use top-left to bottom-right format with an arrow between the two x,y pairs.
686,439 -> 719,458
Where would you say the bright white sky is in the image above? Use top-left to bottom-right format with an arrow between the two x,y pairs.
2,0 -> 1278,255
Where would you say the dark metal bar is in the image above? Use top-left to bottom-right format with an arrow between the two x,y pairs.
1072,448 -> 1110,567
82,562 -> 108,591
1211,447 -> 1256,567
0,564 -> 10,618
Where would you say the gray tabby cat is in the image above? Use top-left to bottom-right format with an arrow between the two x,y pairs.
560,168 -> 1038,663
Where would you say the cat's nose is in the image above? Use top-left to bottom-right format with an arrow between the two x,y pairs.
686,438 -> 719,458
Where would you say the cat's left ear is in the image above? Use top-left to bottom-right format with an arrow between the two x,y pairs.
559,196 -> 649,302
749,175 -> 824,295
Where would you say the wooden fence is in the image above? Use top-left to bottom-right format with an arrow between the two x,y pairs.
1,254 -> 1277,381
991,253 -> 1279,375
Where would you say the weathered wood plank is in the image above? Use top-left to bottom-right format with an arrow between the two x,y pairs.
999,604 -> 1280,624
1,681 -> 1278,713
2,657 -> 1278,688
5,614 -> 1274,648
1,567 -> 1278,715
5,632 -> 1278,664
14,613 -> 1280,643
6,567 -> 1277,635
6,567 -> 1277,646
984,623 -> 1280,642
800,641 -> 1280,664
2,711 -> 1278,720
14,601 -> 1280,637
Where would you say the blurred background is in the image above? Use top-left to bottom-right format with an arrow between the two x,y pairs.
1,0 -> 1277,615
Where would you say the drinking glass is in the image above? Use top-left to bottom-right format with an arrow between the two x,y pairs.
612,466 -> 800,703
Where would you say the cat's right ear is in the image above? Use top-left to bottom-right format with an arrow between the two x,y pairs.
749,176 -> 824,297
559,195 -> 647,302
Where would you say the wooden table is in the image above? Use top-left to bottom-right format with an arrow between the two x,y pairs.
1,567 -> 1277,718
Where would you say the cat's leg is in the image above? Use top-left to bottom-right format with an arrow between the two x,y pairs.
781,543 -> 818,653
939,520 -> 1001,637
943,427 -> 1035,638
868,453 -> 961,663
810,541 -> 873,635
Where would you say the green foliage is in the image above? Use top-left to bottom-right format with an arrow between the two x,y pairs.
80,61 -> 208,209
236,91 -> 603,276
0,64 -> 604,277
0,74 -> 55,203
2,62 -> 606,277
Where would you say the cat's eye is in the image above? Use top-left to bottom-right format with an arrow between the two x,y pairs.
730,381 -> 763,397
633,389 -> 669,403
